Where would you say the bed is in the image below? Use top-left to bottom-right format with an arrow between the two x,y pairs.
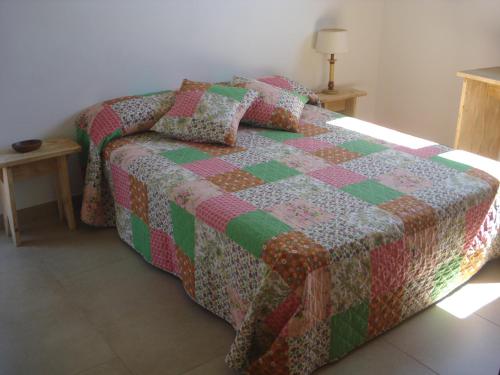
77,91 -> 500,375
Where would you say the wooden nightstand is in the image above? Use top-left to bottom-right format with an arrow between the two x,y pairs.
317,88 -> 367,117
0,139 -> 81,246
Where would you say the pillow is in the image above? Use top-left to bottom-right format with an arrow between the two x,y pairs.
152,79 -> 259,146
256,75 -> 320,105
232,76 -> 308,132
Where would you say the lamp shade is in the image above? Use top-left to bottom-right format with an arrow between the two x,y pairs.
315,28 -> 348,54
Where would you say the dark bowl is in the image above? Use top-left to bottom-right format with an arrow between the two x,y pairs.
12,139 -> 42,153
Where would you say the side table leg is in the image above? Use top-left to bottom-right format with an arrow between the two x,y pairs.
2,168 -> 20,246
0,175 -> 10,236
55,181 -> 64,221
344,98 -> 358,117
56,156 -> 76,230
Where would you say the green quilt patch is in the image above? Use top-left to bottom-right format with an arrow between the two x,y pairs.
98,128 -> 123,153
226,210 -> 291,257
131,214 -> 151,262
260,129 -> 304,142
432,256 -> 463,300
429,156 -> 471,172
342,180 -> 404,205
289,91 -> 309,104
340,140 -> 387,155
161,147 -> 211,164
170,202 -> 195,261
244,160 -> 301,183
207,85 -> 248,102
76,127 -> 90,166
330,301 -> 369,360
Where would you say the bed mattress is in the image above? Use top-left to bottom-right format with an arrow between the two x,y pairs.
80,102 -> 500,374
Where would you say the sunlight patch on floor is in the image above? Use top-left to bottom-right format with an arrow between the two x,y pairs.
329,117 -> 436,149
437,283 -> 500,319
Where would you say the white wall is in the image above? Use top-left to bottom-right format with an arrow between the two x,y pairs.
0,0 -> 384,210
375,0 -> 500,147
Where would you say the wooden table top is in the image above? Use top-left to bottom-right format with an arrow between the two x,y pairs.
457,67 -> 500,86
0,139 -> 81,168
317,87 -> 367,102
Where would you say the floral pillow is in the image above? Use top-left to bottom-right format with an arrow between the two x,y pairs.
152,79 -> 259,146
256,75 -> 320,105
232,76 -> 309,132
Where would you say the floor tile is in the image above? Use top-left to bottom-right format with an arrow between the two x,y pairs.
99,303 -> 235,375
0,303 -> 115,375
472,258 -> 500,326
475,298 -> 500,326
315,339 -> 435,375
384,305 -> 500,375
61,256 -> 190,328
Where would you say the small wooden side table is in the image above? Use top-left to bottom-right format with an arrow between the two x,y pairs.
317,88 -> 367,117
0,139 -> 81,246
455,67 -> 500,160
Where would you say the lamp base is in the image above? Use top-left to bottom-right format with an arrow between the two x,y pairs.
322,88 -> 338,94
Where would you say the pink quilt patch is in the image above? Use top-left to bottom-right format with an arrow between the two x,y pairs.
264,293 -> 301,335
268,199 -> 333,230
170,179 -> 223,214
110,144 -> 151,170
308,166 -> 366,188
284,138 -> 333,153
244,98 -> 274,124
151,229 -> 179,275
465,199 -> 493,251
111,165 -> 131,209
257,76 -> 293,91
168,90 -> 204,117
377,168 -> 432,194
371,240 -> 410,297
89,105 -> 121,145
183,158 -> 237,178
394,145 -> 443,158
196,194 -> 256,232
281,153 -> 330,173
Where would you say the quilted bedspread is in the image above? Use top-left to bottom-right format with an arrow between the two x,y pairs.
78,100 -> 500,374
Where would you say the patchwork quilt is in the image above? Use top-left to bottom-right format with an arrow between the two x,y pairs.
78,103 -> 500,375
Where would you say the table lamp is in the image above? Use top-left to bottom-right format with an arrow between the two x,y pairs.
315,28 -> 348,93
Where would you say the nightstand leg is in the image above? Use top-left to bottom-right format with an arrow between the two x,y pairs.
2,167 -> 20,246
0,176 -> 9,236
344,98 -> 358,117
55,181 -> 64,222
56,156 -> 76,230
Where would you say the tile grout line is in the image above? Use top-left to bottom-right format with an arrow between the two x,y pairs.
178,355 -> 227,375
474,311 -> 500,329
71,357 -> 121,375
382,338 -> 440,375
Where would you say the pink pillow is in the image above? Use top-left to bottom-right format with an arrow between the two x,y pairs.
256,75 -> 319,105
232,76 -> 308,132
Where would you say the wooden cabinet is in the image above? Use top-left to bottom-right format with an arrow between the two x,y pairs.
455,67 -> 500,160
317,88 -> 367,117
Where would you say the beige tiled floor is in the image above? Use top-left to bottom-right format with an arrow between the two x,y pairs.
0,204 -> 499,375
